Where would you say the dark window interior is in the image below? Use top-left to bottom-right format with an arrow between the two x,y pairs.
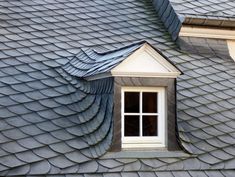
124,116 -> 139,136
124,92 -> 139,113
124,91 -> 158,137
143,92 -> 158,113
143,116 -> 158,136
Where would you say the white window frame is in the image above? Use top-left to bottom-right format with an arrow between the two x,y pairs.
121,87 -> 167,149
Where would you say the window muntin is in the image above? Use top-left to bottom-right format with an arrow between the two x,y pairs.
121,87 -> 166,148
124,91 -> 158,137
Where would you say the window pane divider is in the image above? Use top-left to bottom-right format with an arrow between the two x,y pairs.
140,91 -> 143,137
124,113 -> 158,116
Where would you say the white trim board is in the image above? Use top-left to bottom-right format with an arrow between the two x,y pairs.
111,43 -> 181,78
227,40 -> 235,62
121,87 -> 167,149
179,25 -> 235,40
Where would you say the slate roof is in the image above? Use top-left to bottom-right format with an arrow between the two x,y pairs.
169,0 -> 235,27
152,0 -> 182,40
170,0 -> 235,19
62,42 -> 143,79
177,37 -> 230,57
0,0 -> 235,176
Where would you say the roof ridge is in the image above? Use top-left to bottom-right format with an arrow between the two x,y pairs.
93,40 -> 146,55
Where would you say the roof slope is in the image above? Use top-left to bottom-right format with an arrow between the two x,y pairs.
170,0 -> 235,19
0,0 -> 235,176
63,42 -> 143,78
152,0 -> 182,40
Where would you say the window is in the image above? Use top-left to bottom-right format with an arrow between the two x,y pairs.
121,87 -> 166,149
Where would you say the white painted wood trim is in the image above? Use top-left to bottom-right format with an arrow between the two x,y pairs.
144,44 -> 179,73
85,72 -> 180,81
85,43 -> 181,81
121,87 -> 166,149
227,40 -> 235,62
111,43 -> 181,78
180,25 -> 235,40
110,72 -> 180,78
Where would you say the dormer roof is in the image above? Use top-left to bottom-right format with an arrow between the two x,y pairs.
62,41 -> 181,80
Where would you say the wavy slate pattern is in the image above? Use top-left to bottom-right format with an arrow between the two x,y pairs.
0,0 -> 235,176
62,43 -> 143,79
2,170 -> 235,177
174,51 -> 235,169
0,67 -> 114,176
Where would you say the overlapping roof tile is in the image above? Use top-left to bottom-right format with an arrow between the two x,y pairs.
62,41 -> 146,79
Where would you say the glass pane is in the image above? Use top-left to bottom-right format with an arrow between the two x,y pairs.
143,92 -> 158,113
124,116 -> 139,136
124,92 -> 139,113
143,116 -> 158,136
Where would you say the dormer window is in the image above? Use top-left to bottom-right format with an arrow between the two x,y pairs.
109,42 -> 181,151
62,41 -> 181,151
122,87 -> 166,148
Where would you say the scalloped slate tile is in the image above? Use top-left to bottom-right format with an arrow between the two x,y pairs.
49,155 -> 75,169
29,160 -> 51,175
17,137 -> 44,149
1,141 -> 27,154
140,159 -> 165,168
98,160 -> 123,169
104,173 -> 121,177
78,161 -> 98,173
188,171 -> 208,177
49,142 -> 74,154
6,165 -> 30,176
2,128 -> 28,140
0,155 -> 25,168
16,151 -> 42,163
155,172 -> 174,177
65,151 -> 90,163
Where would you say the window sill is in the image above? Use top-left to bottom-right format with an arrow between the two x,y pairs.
122,142 -> 166,149
101,150 -> 192,159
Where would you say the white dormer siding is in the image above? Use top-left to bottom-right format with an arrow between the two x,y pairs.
111,43 -> 181,78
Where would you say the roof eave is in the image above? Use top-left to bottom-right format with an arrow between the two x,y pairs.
85,72 -> 181,81
183,16 -> 235,28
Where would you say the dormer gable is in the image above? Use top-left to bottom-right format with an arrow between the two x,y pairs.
111,43 -> 181,78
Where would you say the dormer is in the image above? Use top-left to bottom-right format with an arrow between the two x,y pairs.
63,41 -> 182,150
